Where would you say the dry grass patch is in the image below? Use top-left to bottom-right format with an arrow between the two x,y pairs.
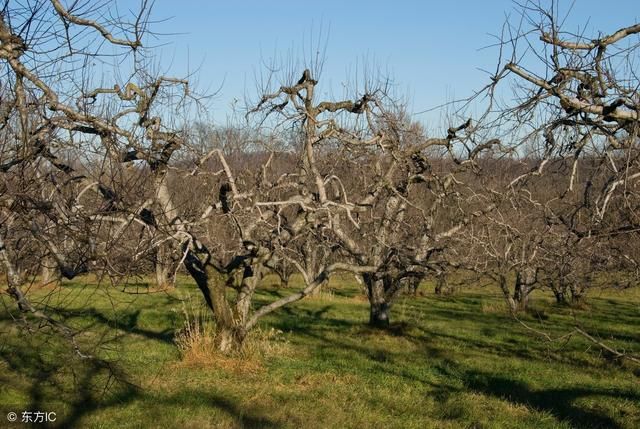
481,301 -> 508,314
173,294 -> 292,374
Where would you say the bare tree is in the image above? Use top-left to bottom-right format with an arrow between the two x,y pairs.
0,0 -> 196,355
249,63 -> 501,327
486,0 -> 640,232
462,0 -> 640,360
461,184 -> 546,312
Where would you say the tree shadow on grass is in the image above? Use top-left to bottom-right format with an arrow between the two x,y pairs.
0,335 -> 138,429
154,389 -> 281,428
264,304 -> 360,339
262,304 -> 638,429
57,386 -> 281,429
0,335 -> 280,428
56,307 -> 176,346
462,368 -> 638,429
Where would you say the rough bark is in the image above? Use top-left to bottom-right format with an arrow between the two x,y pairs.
236,264 -> 262,326
182,253 -> 246,353
513,268 -> 537,311
369,299 -> 391,327
499,274 -> 518,313
154,243 -> 178,289
365,274 -> 392,327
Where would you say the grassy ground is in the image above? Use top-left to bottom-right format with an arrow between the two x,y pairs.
0,275 -> 638,428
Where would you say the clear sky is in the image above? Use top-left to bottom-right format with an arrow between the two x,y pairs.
148,1 -> 639,126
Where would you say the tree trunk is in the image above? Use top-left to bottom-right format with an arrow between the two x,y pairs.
183,250 -> 246,353
309,279 -> 325,297
549,278 -> 568,304
505,296 -> 517,313
434,273 -> 449,295
40,255 -> 59,286
554,289 -> 566,304
303,242 -> 325,296
499,274 -> 518,313
155,261 -> 172,289
278,271 -> 291,288
513,268 -> 536,311
513,283 -> 529,311
365,274 -> 392,327
569,283 -> 585,305
235,264 -> 262,325
214,325 -> 246,354
406,277 -> 420,296
154,243 -> 178,288
369,300 -> 391,327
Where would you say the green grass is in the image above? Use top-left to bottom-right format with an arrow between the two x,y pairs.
0,275 -> 639,428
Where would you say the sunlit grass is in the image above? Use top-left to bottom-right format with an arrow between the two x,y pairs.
0,275 -> 638,428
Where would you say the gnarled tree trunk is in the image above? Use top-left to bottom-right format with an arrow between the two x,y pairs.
364,274 -> 394,327
434,273 -> 450,295
498,274 -> 518,313
183,245 -> 267,353
513,267 -> 537,311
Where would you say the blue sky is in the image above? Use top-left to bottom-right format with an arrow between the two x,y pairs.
148,1 -> 639,125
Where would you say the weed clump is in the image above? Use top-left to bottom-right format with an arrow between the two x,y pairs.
173,294 -> 290,372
